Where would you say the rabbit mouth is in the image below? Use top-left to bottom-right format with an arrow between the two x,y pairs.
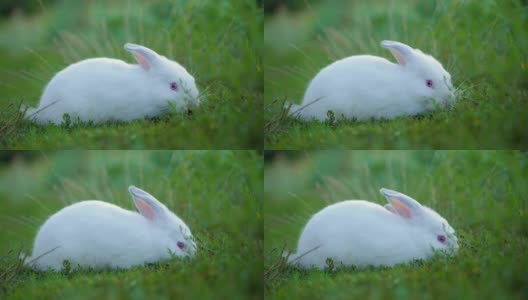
442,100 -> 454,109
443,93 -> 457,108
185,95 -> 201,108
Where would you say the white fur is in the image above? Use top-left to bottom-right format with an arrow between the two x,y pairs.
26,43 -> 199,125
27,186 -> 196,271
289,188 -> 458,269
291,40 -> 455,121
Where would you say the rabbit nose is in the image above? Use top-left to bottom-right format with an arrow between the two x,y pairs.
187,98 -> 199,108
192,99 -> 201,108
443,76 -> 455,93
191,90 -> 200,103
188,241 -> 197,257
450,237 -> 459,250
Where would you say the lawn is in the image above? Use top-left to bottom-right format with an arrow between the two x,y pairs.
0,0 -> 263,149
264,0 -> 528,149
0,150 -> 263,299
264,151 -> 528,299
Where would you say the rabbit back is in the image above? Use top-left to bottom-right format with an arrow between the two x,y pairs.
295,55 -> 428,121
29,58 -> 161,125
29,200 -> 169,271
291,200 -> 430,269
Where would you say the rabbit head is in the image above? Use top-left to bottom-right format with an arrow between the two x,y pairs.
380,188 -> 458,252
381,40 -> 455,108
124,43 -> 200,111
128,185 -> 197,257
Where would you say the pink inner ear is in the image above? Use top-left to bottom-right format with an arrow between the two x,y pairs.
390,198 -> 412,218
133,53 -> 151,71
136,198 -> 155,220
390,49 -> 407,65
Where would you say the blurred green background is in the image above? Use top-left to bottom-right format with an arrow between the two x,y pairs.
0,0 -> 263,149
0,150 -> 263,299
264,151 -> 528,299
264,0 -> 528,149
263,0 -> 322,14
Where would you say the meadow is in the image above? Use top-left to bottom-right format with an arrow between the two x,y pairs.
0,151 -> 263,299
264,0 -> 528,149
0,0 -> 263,149
264,151 -> 528,299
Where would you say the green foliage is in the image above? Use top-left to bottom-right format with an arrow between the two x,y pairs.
0,0 -> 57,17
0,151 -> 263,299
0,101 -> 25,147
264,0 -> 528,149
264,151 -> 528,299
264,0 -> 323,14
0,0 -> 262,149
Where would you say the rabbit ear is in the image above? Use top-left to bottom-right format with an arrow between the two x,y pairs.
124,43 -> 160,71
381,40 -> 415,66
128,186 -> 166,221
380,188 -> 422,219
384,204 -> 397,214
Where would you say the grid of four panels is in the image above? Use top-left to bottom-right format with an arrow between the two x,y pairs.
0,1 -> 526,299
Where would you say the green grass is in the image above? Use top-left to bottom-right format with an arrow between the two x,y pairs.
264,151 -> 528,299
264,0 -> 528,149
0,0 -> 263,149
0,150 -> 263,299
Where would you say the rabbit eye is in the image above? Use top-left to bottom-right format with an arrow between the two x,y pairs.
177,241 -> 185,249
437,235 -> 446,243
426,79 -> 434,88
170,82 -> 178,91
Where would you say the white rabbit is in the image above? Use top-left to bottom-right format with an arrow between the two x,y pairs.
290,40 -> 455,121
289,188 -> 458,270
26,186 -> 196,271
25,43 -> 200,125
